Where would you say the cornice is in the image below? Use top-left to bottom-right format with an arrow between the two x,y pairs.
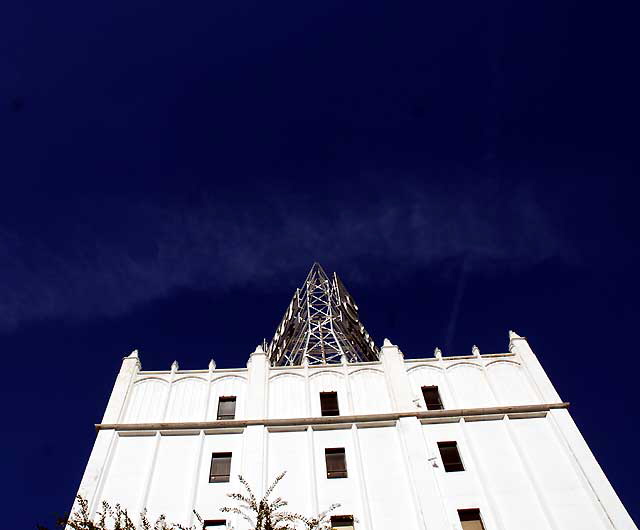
96,402 -> 570,432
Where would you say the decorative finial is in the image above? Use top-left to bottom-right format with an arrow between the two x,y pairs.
341,352 -> 348,365
253,344 -> 265,355
128,349 -> 139,358
434,347 -> 442,359
508,330 -> 523,352
382,338 -> 393,347
472,345 -> 480,357
209,359 -> 216,371
171,360 -> 179,372
302,355 -> 309,368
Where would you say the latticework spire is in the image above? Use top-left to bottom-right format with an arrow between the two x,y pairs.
268,263 -> 379,366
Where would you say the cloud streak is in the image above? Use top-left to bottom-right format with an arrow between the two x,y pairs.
0,178 -> 573,332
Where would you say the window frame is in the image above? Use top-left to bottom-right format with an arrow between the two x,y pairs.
421,385 -> 444,410
320,391 -> 340,416
325,447 -> 348,479
330,515 -> 354,529
458,508 -> 486,530
209,452 -> 232,483
217,396 -> 237,420
202,520 -> 226,529
437,441 -> 465,472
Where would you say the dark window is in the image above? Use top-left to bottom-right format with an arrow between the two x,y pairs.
320,392 -> 340,416
209,452 -> 232,483
458,509 -> 485,530
422,386 -> 444,410
203,520 -> 226,528
325,448 -> 348,478
438,441 -> 464,472
217,397 -> 236,420
330,515 -> 354,529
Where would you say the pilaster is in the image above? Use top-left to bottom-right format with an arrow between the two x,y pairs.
71,428 -> 118,520
548,409 -> 636,529
101,349 -> 141,424
245,344 -> 269,419
379,338 -> 415,412
508,331 -> 561,403
241,345 -> 270,498
396,417 -> 449,529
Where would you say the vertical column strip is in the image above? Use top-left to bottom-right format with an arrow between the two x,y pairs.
307,426 -> 319,515
418,425 -> 455,529
87,430 -> 119,517
187,430 -> 206,527
342,361 -> 355,415
139,432 -> 162,515
546,411 -> 616,529
262,426 -> 269,493
457,418 -> 506,530
441,366 -> 460,410
350,425 -> 374,530
394,419 -> 430,530
503,416 -> 560,530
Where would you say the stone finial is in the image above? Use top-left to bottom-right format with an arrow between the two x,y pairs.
382,338 -> 393,347
434,347 -> 442,359
252,344 -> 265,355
508,330 -> 524,352
340,352 -> 348,365
509,330 -> 522,340
171,360 -> 179,372
302,355 -> 309,368
472,345 -> 480,357
124,348 -> 141,370
209,359 -> 216,371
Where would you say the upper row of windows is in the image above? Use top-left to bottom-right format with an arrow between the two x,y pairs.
213,386 -> 444,421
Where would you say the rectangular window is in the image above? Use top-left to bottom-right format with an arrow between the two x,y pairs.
458,509 -> 485,530
320,392 -> 340,416
203,521 -> 226,528
325,448 -> 348,478
209,453 -> 232,483
217,396 -> 237,420
438,441 -> 464,472
330,515 -> 354,529
422,386 -> 444,410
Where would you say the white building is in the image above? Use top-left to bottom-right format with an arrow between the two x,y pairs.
73,264 -> 637,529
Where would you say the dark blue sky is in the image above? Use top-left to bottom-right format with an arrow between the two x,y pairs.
2,1 -> 639,526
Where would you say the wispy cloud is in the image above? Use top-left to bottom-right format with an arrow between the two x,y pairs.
0,178 -> 573,332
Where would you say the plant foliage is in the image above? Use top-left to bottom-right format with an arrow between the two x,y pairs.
39,472 -> 340,530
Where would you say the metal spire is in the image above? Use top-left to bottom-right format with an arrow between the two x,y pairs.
267,263 -> 379,366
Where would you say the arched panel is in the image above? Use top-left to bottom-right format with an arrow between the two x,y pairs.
407,365 -> 451,408
123,378 -> 169,423
350,369 -> 391,414
446,363 -> 495,408
207,376 -> 247,421
309,371 -> 348,416
165,377 -> 208,422
268,373 -> 307,419
487,361 -> 537,405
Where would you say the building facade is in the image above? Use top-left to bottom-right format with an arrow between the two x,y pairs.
73,265 -> 636,529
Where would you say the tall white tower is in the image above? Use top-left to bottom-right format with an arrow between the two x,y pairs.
72,264 -> 636,529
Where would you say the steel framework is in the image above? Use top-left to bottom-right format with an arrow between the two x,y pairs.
267,263 -> 379,366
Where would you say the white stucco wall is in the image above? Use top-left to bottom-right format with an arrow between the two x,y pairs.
73,335 -> 636,530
